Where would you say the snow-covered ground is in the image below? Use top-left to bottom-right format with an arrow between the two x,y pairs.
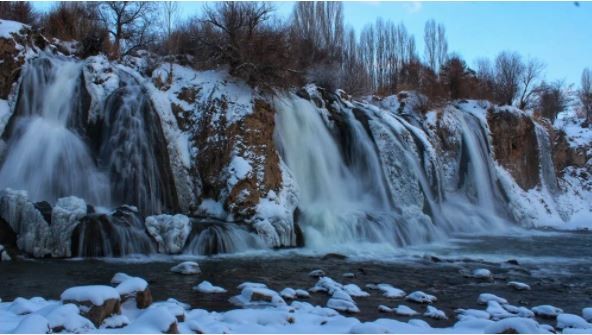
1,270 -> 591,334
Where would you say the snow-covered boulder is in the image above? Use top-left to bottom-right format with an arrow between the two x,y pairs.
327,289 -> 359,313
583,307 -> 592,322
122,307 -> 178,333
229,286 -> 285,307
170,261 -> 200,275
115,276 -> 152,309
508,281 -> 531,291
280,288 -> 296,299
405,291 -> 437,304
394,304 -> 419,316
38,303 -> 95,333
472,268 -> 492,279
145,214 -> 191,254
424,305 -> 447,320
484,317 -> 552,334
556,313 -> 592,330
532,305 -> 564,318
378,305 -> 392,313
373,283 -> 406,298
12,314 -> 51,334
455,308 -> 491,321
193,281 -> 227,294
60,285 -> 121,326
478,293 -> 508,305
486,301 -> 515,320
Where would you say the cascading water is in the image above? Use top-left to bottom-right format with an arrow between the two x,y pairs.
274,95 -> 440,249
0,56 -> 111,205
534,124 -> 558,194
96,70 -> 178,216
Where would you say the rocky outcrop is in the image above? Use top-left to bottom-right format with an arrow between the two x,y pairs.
488,109 -> 540,190
552,130 -> 589,175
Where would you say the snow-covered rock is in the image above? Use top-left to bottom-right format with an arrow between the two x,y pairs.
557,313 -> 592,329
229,286 -> 285,308
424,305 -> 447,320
485,317 -> 552,334
487,301 -> 515,320
405,291 -> 437,304
478,293 -> 508,305
508,281 -> 531,291
327,289 -> 359,314
532,304 -> 564,318
310,276 -> 343,294
370,283 -> 406,298
12,314 -> 51,334
48,196 -> 87,257
111,272 -> 133,285
378,305 -> 392,313
100,314 -> 130,329
342,284 -> 369,297
394,304 -> 419,316
455,308 -> 491,321
122,307 -> 178,333
145,214 -> 191,254
193,281 -> 227,294
472,268 -> 492,279
170,261 -> 200,275
280,288 -> 296,299
60,285 -> 121,326
583,307 -> 592,322
308,269 -> 325,278
0,244 -> 11,261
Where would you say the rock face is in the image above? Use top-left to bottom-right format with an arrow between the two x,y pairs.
488,109 -> 540,190
553,130 -> 589,175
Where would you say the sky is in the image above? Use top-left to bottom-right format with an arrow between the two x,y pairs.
31,1 -> 592,86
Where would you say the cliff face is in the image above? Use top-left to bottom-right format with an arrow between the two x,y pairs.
0,20 -> 591,258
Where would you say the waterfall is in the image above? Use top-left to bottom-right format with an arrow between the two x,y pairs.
96,70 -> 178,216
274,95 -> 440,249
534,124 -> 558,194
0,56 -> 111,205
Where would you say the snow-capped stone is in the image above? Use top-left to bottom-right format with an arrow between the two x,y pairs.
280,288 -> 296,299
229,286 -> 285,307
472,268 -> 492,279
507,281 -> 531,291
295,289 -> 310,298
149,299 -> 187,322
170,261 -> 200,275
110,272 -> 132,285
327,296 -> 359,314
484,317 -> 552,334
478,293 -> 508,305
556,313 -> 592,329
8,297 -> 49,315
373,283 -> 406,298
503,304 -> 535,318
455,308 -> 491,320
487,301 -> 515,320
309,269 -> 326,278
405,291 -> 437,304
378,305 -> 392,313
0,244 -> 11,261
145,214 -> 191,254
343,284 -> 369,297
115,277 -> 148,296
12,314 -> 51,333
310,276 -> 342,294
60,285 -> 121,326
342,272 -> 355,278
394,304 -> 419,316
425,305 -> 448,320
532,305 -> 564,318
237,282 -> 267,290
123,307 -> 178,333
41,303 -> 95,333
193,281 -> 227,294
100,315 -> 130,329
583,307 -> 592,322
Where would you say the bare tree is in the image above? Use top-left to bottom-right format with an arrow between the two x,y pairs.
161,1 -> 179,84
580,68 -> 592,124
517,58 -> 545,110
423,19 -> 448,72
0,2 -> 36,25
494,51 -> 524,105
537,80 -> 568,122
96,1 -> 157,58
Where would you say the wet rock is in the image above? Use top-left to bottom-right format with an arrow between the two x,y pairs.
488,109 -> 540,190
507,259 -> 520,266
322,253 -> 347,260
34,201 -> 53,225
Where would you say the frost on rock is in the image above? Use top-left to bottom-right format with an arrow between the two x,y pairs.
405,291 -> 437,304
145,214 -> 191,254
0,189 -> 49,257
193,281 -> 227,294
170,261 -> 201,275
394,304 -> 419,316
48,196 -> 87,258
532,305 -> 564,318
424,305 -> 448,320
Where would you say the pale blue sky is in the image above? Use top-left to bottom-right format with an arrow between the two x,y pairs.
32,1 -> 592,86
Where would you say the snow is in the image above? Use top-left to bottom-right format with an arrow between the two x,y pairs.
342,272 -> 355,278
377,304 -> 392,313
555,110 -> 592,149
280,288 -> 296,299
424,305 -> 447,320
193,281 -> 227,294
295,289 -> 310,298
229,286 -> 286,308
583,307 -> 592,322
60,286 -> 119,306
116,277 -> 148,296
308,269 -> 325,277
342,284 -> 369,297
478,293 -> 508,305
455,308 -> 491,321
405,291 -> 437,304
393,304 -> 419,316
12,314 -> 50,334
472,268 -> 492,279
48,196 -> 87,258
122,307 -> 177,333
508,281 -> 531,291
227,155 -> 252,188
532,304 -> 564,318
100,314 -> 130,329
40,303 -> 95,333
0,244 -> 11,261
557,313 -> 592,329
145,214 -> 191,254
111,272 -> 132,285
310,276 -> 343,294
0,20 -> 27,39
484,317 -> 552,334
326,289 -> 359,313
374,283 -> 406,298
486,300 -> 515,320
170,261 -> 201,275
